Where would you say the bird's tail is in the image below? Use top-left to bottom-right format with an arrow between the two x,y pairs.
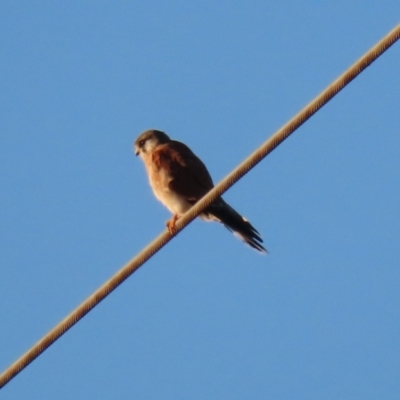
205,199 -> 267,253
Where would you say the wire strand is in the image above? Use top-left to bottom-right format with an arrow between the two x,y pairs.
1,23 -> 399,389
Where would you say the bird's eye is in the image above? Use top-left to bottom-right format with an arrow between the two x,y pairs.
139,140 -> 145,147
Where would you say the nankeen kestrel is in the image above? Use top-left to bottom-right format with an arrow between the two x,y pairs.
134,129 -> 266,253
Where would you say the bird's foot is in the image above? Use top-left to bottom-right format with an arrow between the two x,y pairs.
166,214 -> 180,234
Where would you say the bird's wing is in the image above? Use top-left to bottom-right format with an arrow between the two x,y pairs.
152,141 -> 214,203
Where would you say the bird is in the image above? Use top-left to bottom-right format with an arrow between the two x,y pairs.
134,129 -> 266,253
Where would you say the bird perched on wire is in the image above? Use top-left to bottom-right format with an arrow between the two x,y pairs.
134,129 -> 266,253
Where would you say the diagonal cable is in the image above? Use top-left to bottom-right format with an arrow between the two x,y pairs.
1,23 -> 399,389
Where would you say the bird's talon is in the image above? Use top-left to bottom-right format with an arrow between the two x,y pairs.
166,214 -> 179,234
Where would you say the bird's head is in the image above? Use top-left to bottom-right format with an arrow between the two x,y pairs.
134,129 -> 170,157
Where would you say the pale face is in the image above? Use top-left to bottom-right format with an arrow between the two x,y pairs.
134,130 -> 170,158
135,136 -> 158,157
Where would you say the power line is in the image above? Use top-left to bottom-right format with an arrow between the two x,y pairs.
1,23 -> 399,389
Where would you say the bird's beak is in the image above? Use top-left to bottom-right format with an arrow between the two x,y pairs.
134,147 -> 139,156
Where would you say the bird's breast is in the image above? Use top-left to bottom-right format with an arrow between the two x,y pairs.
146,161 -> 191,216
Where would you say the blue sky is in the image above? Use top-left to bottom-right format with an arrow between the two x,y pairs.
1,2 -> 399,399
